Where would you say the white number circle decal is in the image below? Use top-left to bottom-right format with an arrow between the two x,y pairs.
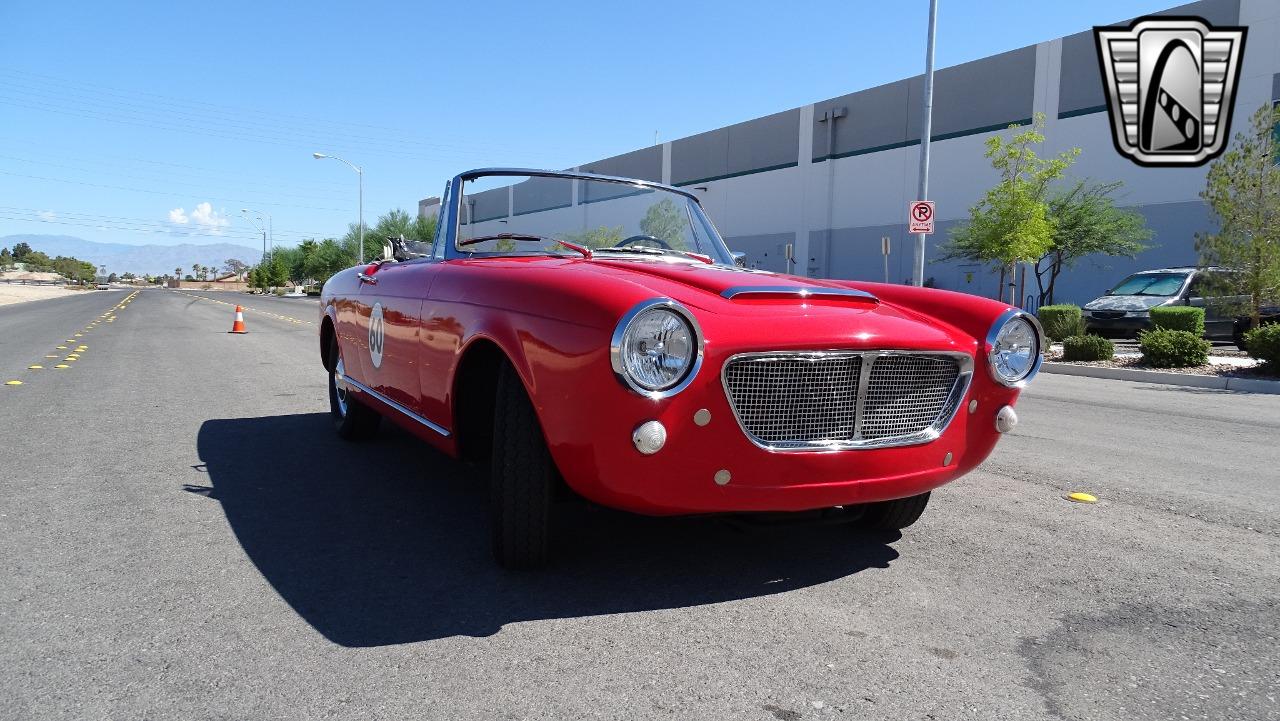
368,302 -> 385,369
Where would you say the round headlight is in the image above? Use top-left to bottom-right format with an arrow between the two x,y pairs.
612,301 -> 701,395
988,312 -> 1042,387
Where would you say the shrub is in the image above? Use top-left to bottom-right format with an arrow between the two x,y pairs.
1038,304 -> 1084,342
273,287 -> 287,297
1062,334 -> 1114,361
1139,329 -> 1211,368
1244,324 -> 1280,374
1150,305 -> 1205,335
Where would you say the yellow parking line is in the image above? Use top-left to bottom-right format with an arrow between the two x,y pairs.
5,380 -> 22,386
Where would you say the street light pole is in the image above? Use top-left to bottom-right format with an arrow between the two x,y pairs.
313,152 -> 364,264
912,0 -> 939,287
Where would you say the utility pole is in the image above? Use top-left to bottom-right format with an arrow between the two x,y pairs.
912,0 -> 939,287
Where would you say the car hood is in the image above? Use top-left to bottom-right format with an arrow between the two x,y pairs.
1083,295 -> 1173,311
579,258 -> 969,349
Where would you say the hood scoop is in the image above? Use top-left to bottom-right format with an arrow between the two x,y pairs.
720,285 -> 879,305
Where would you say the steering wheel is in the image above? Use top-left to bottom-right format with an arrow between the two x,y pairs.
615,234 -> 672,250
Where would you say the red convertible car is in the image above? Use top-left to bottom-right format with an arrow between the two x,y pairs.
320,169 -> 1043,568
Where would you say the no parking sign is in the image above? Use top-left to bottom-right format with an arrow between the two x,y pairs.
908,200 -> 935,234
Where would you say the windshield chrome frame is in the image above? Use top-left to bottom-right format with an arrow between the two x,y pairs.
443,168 -> 731,263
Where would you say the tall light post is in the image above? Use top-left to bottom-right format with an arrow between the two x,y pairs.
912,0 -> 939,287
240,208 -> 272,264
313,152 -> 364,264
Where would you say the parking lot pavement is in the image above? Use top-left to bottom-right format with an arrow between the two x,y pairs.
2,288 -> 1278,721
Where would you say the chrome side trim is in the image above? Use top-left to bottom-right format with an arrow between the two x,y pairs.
720,286 -> 879,302
985,308 -> 1047,388
338,373 -> 452,437
609,298 -> 705,400
720,350 -> 973,453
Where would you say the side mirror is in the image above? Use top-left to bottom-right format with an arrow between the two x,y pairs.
731,251 -> 747,268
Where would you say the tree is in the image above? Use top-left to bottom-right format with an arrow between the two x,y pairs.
639,199 -> 688,248
1032,180 -> 1152,305
191,264 -> 200,280
0,247 -> 12,269
562,225 -> 624,249
408,214 -> 438,243
107,273 -> 119,283
174,267 -> 182,280
224,258 -> 249,278
269,252 -> 290,287
304,238 -> 352,282
22,250 -> 53,270
11,242 -> 32,261
940,114 -> 1080,302
1197,102 -> 1280,330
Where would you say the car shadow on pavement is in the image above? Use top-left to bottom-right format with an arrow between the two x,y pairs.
196,413 -> 899,647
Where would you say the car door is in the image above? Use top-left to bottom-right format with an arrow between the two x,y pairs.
355,258 -> 441,415
1189,271 -> 1236,339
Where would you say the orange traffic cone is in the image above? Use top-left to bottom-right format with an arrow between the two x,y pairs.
229,306 -> 248,334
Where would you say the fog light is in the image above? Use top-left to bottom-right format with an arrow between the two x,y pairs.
632,420 -> 667,455
995,405 -> 1018,433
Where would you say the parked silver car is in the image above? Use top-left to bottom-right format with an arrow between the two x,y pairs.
1082,267 -> 1242,340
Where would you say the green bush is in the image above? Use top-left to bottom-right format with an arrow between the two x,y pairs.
1150,305 -> 1205,335
1038,304 -> 1084,342
273,287 -> 287,297
1062,334 -> 1114,361
1244,324 -> 1280,374
1139,329 -> 1211,368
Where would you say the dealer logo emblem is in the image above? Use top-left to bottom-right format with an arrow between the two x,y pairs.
368,302 -> 385,369
1094,16 -> 1246,167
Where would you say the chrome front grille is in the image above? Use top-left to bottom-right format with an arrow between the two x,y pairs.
861,355 -> 962,440
721,351 -> 971,450
722,355 -> 862,445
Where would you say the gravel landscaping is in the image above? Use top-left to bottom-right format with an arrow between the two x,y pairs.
1045,349 -> 1277,378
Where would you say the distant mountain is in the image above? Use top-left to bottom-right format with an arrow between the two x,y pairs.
0,234 -> 262,276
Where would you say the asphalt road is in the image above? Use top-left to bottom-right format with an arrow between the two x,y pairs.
2,288 -> 1277,721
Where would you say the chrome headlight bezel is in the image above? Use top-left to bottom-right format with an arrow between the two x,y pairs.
610,298 -> 704,399
986,309 -> 1045,388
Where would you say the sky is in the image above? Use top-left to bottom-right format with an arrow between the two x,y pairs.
0,0 -> 1178,254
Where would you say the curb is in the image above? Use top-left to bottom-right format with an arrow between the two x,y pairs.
1042,362 -> 1280,395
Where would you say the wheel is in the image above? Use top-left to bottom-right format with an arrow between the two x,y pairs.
490,362 -> 553,569
861,492 -> 931,530
328,335 -> 380,440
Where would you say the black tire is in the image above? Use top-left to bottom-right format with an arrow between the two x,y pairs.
490,362 -> 553,569
861,491 -> 931,531
328,335 -> 381,440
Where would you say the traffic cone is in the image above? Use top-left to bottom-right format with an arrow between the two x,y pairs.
229,306 -> 248,334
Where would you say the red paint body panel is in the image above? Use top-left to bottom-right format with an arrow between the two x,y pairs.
321,255 -> 1029,516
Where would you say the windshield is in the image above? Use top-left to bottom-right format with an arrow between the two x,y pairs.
454,174 -> 732,265
1106,272 -> 1188,297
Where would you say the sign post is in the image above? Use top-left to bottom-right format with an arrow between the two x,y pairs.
908,200 -> 935,235
881,236 -> 891,283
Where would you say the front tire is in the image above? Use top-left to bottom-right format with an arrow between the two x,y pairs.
490,362 -> 553,569
328,336 -> 380,440
861,491 -> 930,530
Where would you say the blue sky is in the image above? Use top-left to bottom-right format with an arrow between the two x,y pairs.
0,0 -> 1176,254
